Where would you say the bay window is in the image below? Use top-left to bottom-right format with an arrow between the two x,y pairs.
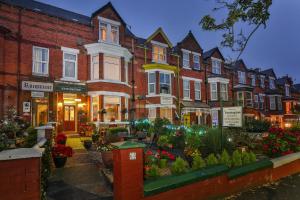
212,59 -> 221,74
152,45 -> 166,63
104,96 -> 121,121
148,72 -> 156,94
220,83 -> 228,101
194,81 -> 201,100
182,51 -> 190,68
269,96 -> 276,110
91,54 -> 99,80
245,92 -> 253,107
160,73 -> 171,94
183,79 -> 190,99
193,54 -> 200,70
104,56 -> 121,81
210,83 -> 218,101
32,46 -> 49,76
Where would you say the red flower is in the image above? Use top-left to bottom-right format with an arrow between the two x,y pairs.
56,133 -> 67,144
52,144 -> 73,157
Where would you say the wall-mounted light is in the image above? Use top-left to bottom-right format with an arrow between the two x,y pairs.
284,123 -> 291,128
57,102 -> 63,107
75,98 -> 82,102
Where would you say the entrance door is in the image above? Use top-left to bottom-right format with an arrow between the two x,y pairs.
64,105 -> 75,131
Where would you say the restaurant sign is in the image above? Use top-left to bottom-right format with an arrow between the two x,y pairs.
22,81 -> 53,92
222,106 -> 243,127
54,82 -> 87,93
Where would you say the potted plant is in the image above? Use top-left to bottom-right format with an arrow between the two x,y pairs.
56,133 -> 67,145
52,144 -> 73,168
97,144 -> 115,169
83,139 -> 92,150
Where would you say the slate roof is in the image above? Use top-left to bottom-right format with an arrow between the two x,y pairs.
261,68 -> 276,78
203,47 -> 224,60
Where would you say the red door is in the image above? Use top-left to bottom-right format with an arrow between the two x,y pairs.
64,105 -> 75,131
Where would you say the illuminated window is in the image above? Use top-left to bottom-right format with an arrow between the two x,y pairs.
148,108 -> 156,121
104,96 -> 121,122
160,107 -> 172,122
152,45 -> 166,63
91,96 -> 99,121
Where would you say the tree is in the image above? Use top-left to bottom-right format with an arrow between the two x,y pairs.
200,0 -> 272,60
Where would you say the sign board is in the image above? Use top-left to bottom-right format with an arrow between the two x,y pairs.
22,81 -> 53,92
129,152 -> 136,160
183,113 -> 191,127
222,106 -> 243,127
54,82 -> 87,93
23,102 -> 31,113
31,91 -> 44,98
161,96 -> 172,105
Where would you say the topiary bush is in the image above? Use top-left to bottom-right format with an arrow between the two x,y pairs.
192,155 -> 206,170
232,150 -> 242,167
219,149 -> 231,167
242,152 -> 251,165
206,154 -> 218,166
249,151 -> 257,163
171,157 -> 189,175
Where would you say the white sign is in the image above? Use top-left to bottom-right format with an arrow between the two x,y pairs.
31,91 -> 44,98
23,102 -> 31,113
222,106 -> 243,127
22,81 -> 53,92
129,152 -> 136,160
161,96 -> 172,105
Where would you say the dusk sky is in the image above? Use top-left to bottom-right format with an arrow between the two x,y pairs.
38,0 -> 300,83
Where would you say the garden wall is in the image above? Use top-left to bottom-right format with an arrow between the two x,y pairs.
113,142 -> 300,200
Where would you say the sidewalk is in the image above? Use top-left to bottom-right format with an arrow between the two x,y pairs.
47,139 -> 113,200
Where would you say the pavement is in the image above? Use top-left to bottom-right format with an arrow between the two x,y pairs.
224,173 -> 300,200
47,138 -> 113,200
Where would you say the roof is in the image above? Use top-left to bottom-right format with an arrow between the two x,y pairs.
203,47 -> 224,60
276,76 -> 293,86
261,68 -> 276,78
91,2 -> 126,25
146,27 -> 173,48
0,0 -> 91,25
175,30 -> 202,51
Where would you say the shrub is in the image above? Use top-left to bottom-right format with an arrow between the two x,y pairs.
159,159 -> 168,168
169,129 -> 185,149
249,151 -> 257,163
24,126 -> 37,147
244,118 -> 271,133
192,155 -> 206,170
171,157 -> 189,175
106,127 -> 128,143
206,154 -> 218,166
232,150 -> 242,167
41,141 -> 51,200
145,165 -> 160,179
92,132 -> 100,143
242,152 -> 251,165
153,118 -> 172,136
135,119 -> 152,132
219,150 -> 231,167
157,135 -> 170,148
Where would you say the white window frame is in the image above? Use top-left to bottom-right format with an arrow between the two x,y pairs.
193,53 -> 201,70
98,17 -> 120,45
125,62 -> 128,84
148,72 -> 156,95
182,49 -> 190,68
220,83 -> 228,101
245,91 -> 253,107
32,46 -> 49,76
148,108 -> 156,121
61,47 -> 79,81
254,95 -> 259,109
238,71 -> 246,84
269,77 -> 275,89
159,72 -> 171,95
210,82 -> 218,101
183,79 -> 190,99
152,41 -> 167,64
103,55 -> 121,82
212,58 -> 221,75
194,81 -> 201,100
251,74 -> 256,86
260,76 -> 265,88
237,91 -> 244,107
269,96 -> 276,110
91,96 -> 99,121
91,54 -> 99,80
103,96 -> 121,122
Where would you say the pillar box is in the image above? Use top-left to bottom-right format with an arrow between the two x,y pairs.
112,141 -> 145,200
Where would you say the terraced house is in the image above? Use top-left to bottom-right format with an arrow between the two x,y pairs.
0,0 -> 299,131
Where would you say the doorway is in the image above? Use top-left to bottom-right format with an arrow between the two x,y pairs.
64,105 -> 75,131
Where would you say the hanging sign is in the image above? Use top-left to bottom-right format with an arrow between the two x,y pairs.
222,106 -> 243,127
22,81 -> 53,92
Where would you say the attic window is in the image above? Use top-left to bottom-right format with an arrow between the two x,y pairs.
98,17 -> 120,44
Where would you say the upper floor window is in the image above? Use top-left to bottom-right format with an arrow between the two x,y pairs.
62,47 -> 79,81
269,96 -> 276,110
91,54 -> 99,80
182,51 -> 190,68
259,94 -> 264,109
220,83 -> 228,101
254,94 -> 259,109
183,79 -> 190,99
99,17 -> 120,44
238,71 -> 246,84
32,46 -> 49,76
152,44 -> 166,63
210,82 -> 218,101
251,74 -> 256,86
269,77 -> 275,89
160,73 -> 171,94
245,92 -> 253,107
212,59 -> 221,74
104,55 -> 121,81
285,85 -> 290,97
193,54 -> 200,70
260,76 -> 265,88
194,81 -> 201,100
148,72 -> 156,94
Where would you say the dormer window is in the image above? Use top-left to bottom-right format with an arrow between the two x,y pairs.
269,77 -> 275,89
98,17 -> 120,44
193,54 -> 200,70
251,74 -> 256,86
238,71 -> 246,84
212,58 -> 221,74
152,42 -> 167,63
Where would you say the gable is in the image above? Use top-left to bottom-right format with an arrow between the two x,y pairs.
146,28 -> 172,47
235,60 -> 247,71
211,50 -> 224,61
178,32 -> 202,53
92,2 -> 125,25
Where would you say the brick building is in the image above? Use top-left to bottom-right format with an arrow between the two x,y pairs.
0,0 -> 299,131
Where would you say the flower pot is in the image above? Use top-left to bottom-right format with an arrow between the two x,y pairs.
53,156 -> 67,168
83,140 -> 92,150
101,151 -> 113,169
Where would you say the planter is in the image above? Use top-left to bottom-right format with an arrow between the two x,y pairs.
83,140 -> 92,150
101,151 -> 113,169
53,156 -> 67,168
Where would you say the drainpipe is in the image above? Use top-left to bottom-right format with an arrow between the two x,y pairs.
130,39 -> 136,123
204,61 -> 208,104
16,8 -> 23,115
176,55 -> 181,123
